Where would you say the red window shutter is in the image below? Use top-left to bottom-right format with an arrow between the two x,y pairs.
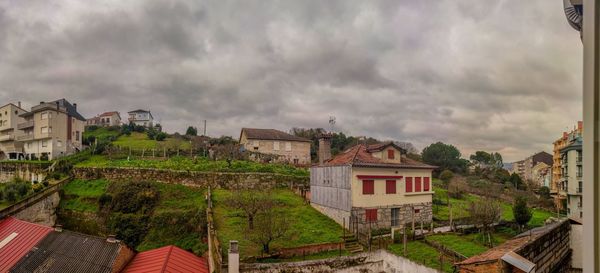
387,149 -> 395,159
405,177 -> 413,193
424,177 -> 430,191
366,209 -> 378,222
415,177 -> 422,192
362,180 -> 374,195
386,180 -> 396,194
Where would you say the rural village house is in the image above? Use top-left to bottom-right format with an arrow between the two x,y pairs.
127,109 -> 154,128
239,128 -> 311,165
310,136 -> 436,236
86,111 -> 122,127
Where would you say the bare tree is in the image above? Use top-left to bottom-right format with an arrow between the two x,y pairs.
468,198 -> 502,247
227,190 -> 274,229
246,209 -> 290,254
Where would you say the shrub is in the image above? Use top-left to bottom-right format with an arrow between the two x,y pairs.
109,181 -> 159,214
108,213 -> 150,248
513,196 -> 532,230
5,189 -> 17,202
98,193 -> 113,211
155,132 -> 168,141
16,183 -> 29,197
32,183 -> 44,193
439,170 -> 454,186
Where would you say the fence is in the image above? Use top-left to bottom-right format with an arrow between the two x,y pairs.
0,176 -> 72,219
207,187 -> 223,273
105,145 -> 209,159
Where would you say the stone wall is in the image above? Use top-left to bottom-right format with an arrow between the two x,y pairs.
311,203 -> 351,228
13,191 -> 60,227
73,167 -> 309,190
0,162 -> 49,182
351,202 -> 433,233
238,249 -> 442,273
517,220 -> 571,273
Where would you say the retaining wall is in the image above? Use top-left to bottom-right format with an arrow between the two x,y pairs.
0,162 -> 50,182
73,167 -> 309,190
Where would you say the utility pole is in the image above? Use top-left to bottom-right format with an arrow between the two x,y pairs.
203,120 -> 207,136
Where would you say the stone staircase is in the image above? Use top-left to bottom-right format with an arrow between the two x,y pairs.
343,234 -> 363,254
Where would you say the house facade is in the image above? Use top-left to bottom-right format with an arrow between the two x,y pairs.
19,99 -> 85,160
310,140 -> 436,236
128,109 -> 154,127
86,111 -> 121,127
0,103 -> 28,160
511,151 -> 553,182
560,136 -> 583,222
531,162 -> 551,188
552,121 -> 583,210
239,128 -> 311,165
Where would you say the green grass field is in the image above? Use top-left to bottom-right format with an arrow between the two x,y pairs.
112,132 -> 192,150
76,155 -> 309,176
60,179 -> 109,212
212,189 -> 343,258
388,241 -> 454,273
83,127 -> 121,142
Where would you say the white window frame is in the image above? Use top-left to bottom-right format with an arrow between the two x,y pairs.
41,126 -> 48,134
41,140 -> 47,147
273,141 -> 280,151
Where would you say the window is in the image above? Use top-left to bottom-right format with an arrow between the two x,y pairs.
362,180 -> 374,195
414,209 -> 421,214
76,131 -> 80,141
387,149 -> 395,159
41,112 -> 49,119
41,140 -> 47,147
41,126 -> 48,134
293,158 -> 299,164
273,141 -> 280,150
415,177 -> 422,192
391,208 -> 400,226
424,177 -> 430,191
365,209 -> 377,222
405,177 -> 413,193
285,142 -> 292,151
57,140 -> 62,147
386,180 -> 396,194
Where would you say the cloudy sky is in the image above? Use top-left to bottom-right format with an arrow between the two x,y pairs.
0,0 -> 583,161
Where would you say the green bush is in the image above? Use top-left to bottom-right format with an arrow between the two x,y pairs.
108,213 -> 150,248
109,181 -> 159,214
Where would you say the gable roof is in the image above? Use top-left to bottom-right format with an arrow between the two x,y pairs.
98,111 -> 121,118
241,128 -> 311,143
366,141 -> 407,153
10,230 -> 129,273
123,245 -> 208,273
0,217 -> 52,273
128,109 -> 153,119
322,144 -> 436,169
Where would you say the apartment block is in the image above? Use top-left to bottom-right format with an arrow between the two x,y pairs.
551,121 -> 583,210
0,102 -> 28,160
19,99 -> 86,160
560,136 -> 583,222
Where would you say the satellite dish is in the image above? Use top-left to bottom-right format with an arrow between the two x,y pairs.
563,0 -> 583,32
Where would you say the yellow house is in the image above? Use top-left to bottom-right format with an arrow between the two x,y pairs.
310,140 -> 436,234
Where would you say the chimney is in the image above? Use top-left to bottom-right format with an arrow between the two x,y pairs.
106,235 -> 118,243
17,101 -> 21,108
578,121 -> 583,131
318,133 -> 333,165
73,103 -> 77,110
56,101 -> 59,110
228,241 -> 240,273
54,224 -> 63,232
40,101 -> 44,105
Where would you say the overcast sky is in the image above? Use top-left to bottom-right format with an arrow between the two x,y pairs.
0,0 -> 583,162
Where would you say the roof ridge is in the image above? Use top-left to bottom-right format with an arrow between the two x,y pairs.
160,245 -> 174,273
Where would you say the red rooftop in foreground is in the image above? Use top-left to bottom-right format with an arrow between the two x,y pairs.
123,245 -> 209,273
0,217 -> 52,273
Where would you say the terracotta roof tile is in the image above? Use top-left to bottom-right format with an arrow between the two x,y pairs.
123,245 -> 208,273
0,217 -> 52,273
322,144 -> 436,169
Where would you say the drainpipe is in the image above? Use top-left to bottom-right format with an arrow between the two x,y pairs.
228,241 -> 240,273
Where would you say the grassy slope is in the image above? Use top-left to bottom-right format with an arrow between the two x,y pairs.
112,132 -> 192,150
427,234 -> 490,258
212,189 -> 343,258
388,241 -> 454,273
83,127 -> 121,142
60,179 -> 109,212
76,155 -> 309,176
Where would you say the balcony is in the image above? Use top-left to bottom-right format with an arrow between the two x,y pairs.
577,173 -> 583,179
0,135 -> 14,142
16,134 -> 33,141
576,157 -> 583,165
577,187 -> 583,194
17,120 -> 34,130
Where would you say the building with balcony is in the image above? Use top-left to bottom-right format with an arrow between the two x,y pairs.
127,109 -> 154,127
510,151 -> 553,183
0,102 -> 28,160
19,99 -> 86,160
86,111 -> 122,127
560,136 -> 583,222
552,121 -> 583,209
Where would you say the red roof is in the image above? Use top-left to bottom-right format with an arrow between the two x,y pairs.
0,217 -> 52,272
123,245 -> 208,273
322,144 -> 436,169
98,111 -> 120,117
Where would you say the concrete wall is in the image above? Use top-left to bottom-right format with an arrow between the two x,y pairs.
239,249 -> 441,273
12,191 -> 60,227
73,167 -> 309,190
571,223 -> 583,270
0,162 -> 49,182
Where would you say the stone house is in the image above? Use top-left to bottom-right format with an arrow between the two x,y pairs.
0,102 -> 28,160
239,128 -> 311,165
310,139 -> 436,236
18,99 -> 86,160
86,111 -> 122,127
127,109 -> 154,127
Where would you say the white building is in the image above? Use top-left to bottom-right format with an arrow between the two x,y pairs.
127,109 -> 154,127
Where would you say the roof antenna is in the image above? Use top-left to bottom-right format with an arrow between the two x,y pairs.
328,116 -> 336,133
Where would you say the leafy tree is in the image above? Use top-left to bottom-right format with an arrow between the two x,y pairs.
470,151 -> 492,168
227,190 -> 274,229
469,198 -> 502,247
185,126 -> 198,136
246,209 -> 290,254
421,142 -> 468,175
4,189 -> 17,202
509,173 -> 525,190
539,186 -> 551,199
155,132 -> 168,141
513,196 -> 532,231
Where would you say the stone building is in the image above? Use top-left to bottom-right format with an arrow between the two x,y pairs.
86,111 -> 122,127
552,121 -> 583,211
560,136 -> 583,222
239,128 -> 311,165
310,139 -> 436,237
0,102 -> 28,160
18,99 -> 86,160
511,151 -> 553,182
